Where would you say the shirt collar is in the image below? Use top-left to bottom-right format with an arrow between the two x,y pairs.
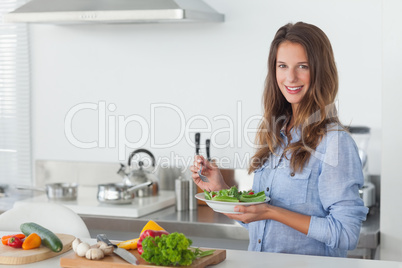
280,117 -> 302,141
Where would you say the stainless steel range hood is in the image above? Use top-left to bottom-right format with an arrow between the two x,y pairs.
4,0 -> 224,24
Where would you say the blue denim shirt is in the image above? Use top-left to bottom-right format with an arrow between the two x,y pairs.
242,126 -> 368,257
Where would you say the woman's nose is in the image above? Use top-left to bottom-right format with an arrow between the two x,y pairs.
286,69 -> 298,83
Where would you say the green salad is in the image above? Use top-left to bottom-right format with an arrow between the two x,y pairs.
204,186 -> 266,203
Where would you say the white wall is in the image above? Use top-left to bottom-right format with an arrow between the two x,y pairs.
380,0 -> 402,262
31,0 -> 382,174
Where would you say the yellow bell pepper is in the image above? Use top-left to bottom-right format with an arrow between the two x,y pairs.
117,238 -> 139,250
140,220 -> 165,234
117,220 -> 166,250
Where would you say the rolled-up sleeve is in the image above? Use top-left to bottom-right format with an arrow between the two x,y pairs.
307,131 -> 369,250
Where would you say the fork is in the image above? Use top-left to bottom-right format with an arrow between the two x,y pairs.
195,132 -> 209,182
197,164 -> 209,182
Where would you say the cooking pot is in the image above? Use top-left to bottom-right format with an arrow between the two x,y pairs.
117,149 -> 159,197
97,181 -> 153,204
16,183 -> 78,201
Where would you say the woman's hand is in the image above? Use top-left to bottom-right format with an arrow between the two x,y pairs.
225,204 -> 311,235
190,155 -> 228,192
224,203 -> 270,223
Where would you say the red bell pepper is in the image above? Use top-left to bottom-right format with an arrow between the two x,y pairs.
137,229 -> 169,255
1,234 -> 25,245
8,236 -> 23,248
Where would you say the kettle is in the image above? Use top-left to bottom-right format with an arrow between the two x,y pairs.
117,149 -> 159,197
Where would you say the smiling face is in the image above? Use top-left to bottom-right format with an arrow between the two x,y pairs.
276,41 -> 310,113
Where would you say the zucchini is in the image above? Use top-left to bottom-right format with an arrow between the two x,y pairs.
20,222 -> 63,252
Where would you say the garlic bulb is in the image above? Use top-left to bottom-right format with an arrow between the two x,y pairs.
76,242 -> 91,257
85,248 -> 105,260
72,238 -> 82,253
99,243 -> 114,255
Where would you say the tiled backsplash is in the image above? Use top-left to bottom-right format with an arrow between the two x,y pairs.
35,160 -> 254,191
35,160 -> 121,187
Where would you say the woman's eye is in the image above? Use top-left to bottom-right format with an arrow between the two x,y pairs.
299,65 -> 309,69
278,64 -> 287,68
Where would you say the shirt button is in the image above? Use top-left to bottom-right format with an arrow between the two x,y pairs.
266,187 -> 270,192
290,172 -> 295,177
258,239 -> 261,244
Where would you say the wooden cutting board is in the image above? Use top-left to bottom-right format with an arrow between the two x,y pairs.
0,233 -> 75,265
60,247 -> 226,268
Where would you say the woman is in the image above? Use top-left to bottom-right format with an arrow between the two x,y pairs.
191,22 -> 368,257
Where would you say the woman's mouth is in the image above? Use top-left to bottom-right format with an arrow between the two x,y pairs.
285,85 -> 303,94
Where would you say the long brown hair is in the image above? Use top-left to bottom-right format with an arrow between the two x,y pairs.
249,22 -> 341,174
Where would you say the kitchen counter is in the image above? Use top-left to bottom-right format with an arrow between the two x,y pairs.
0,233 -> 399,268
0,185 -> 37,212
0,187 -> 380,256
81,204 -> 381,256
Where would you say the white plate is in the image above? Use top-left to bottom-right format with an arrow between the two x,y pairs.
195,192 -> 270,214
